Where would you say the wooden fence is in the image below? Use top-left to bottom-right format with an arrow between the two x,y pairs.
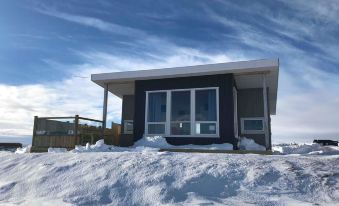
31,115 -> 121,152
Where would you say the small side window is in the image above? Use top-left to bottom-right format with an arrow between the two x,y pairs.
241,117 -> 264,134
124,120 -> 133,134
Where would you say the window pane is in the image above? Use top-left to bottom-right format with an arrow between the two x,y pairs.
171,91 -> 190,121
195,89 -> 217,121
148,124 -> 165,134
196,123 -> 216,134
171,122 -> 190,135
244,120 -> 263,131
124,121 -> 133,132
148,92 -> 166,122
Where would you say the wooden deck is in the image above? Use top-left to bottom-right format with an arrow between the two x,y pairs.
31,115 -> 121,152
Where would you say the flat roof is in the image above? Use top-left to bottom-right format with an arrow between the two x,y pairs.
91,58 -> 279,114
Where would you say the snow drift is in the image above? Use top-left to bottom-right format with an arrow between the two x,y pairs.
134,136 -> 234,150
17,136 -> 339,156
70,137 -> 234,153
14,145 -> 31,154
2,138 -> 339,205
273,143 -> 339,155
0,150 -> 338,205
239,137 -> 266,151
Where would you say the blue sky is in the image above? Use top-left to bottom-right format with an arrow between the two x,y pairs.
1,0 -> 339,143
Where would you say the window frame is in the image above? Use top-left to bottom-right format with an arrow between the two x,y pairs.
144,87 -> 219,138
123,120 -> 134,134
240,117 -> 265,134
144,91 -> 167,135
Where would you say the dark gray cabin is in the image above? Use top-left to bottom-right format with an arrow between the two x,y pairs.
91,59 -> 279,150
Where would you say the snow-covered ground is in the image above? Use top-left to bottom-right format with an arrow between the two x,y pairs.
0,139 -> 338,205
273,143 -> 339,155
0,150 -> 338,205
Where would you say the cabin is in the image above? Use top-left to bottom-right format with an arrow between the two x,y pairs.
91,59 -> 279,150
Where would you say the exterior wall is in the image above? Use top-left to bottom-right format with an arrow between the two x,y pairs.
121,95 -> 135,133
133,74 -> 236,146
237,88 -> 271,148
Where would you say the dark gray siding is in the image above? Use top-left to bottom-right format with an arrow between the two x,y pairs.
121,95 -> 135,133
133,74 -> 236,146
237,88 -> 271,148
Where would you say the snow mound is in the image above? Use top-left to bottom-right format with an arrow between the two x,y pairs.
239,137 -> 266,151
72,138 -> 161,153
48,148 -> 67,153
273,143 -> 339,155
0,151 -> 338,205
14,145 -> 31,154
134,136 -> 234,150
72,139 -> 131,153
134,136 -> 170,148
71,137 -> 233,153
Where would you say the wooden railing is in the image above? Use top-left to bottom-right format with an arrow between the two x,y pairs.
31,115 -> 121,152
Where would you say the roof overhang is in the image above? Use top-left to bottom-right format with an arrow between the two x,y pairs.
91,59 -> 279,115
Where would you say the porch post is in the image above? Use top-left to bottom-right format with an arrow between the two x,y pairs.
102,83 -> 108,130
262,74 -> 269,150
233,87 -> 239,139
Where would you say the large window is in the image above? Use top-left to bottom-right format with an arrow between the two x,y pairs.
195,89 -> 217,135
145,87 -> 219,137
171,91 -> 191,135
146,92 -> 167,135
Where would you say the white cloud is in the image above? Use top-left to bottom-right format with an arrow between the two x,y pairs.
278,0 -> 339,25
34,8 -> 145,37
0,47 -> 240,138
0,72 -> 121,137
271,62 -> 339,142
1,46 -> 338,143
206,1 -> 339,65
2,1 -> 339,143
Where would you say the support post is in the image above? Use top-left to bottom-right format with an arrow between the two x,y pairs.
233,87 -> 239,142
262,75 -> 269,150
102,83 -> 108,131
74,115 -> 79,144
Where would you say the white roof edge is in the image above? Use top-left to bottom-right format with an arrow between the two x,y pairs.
91,58 -> 279,83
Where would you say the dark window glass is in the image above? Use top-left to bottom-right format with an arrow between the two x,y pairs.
196,123 -> 217,134
148,92 -> 166,122
171,123 -> 190,135
244,120 -> 263,131
148,124 -> 165,134
195,89 -> 217,121
171,91 -> 190,121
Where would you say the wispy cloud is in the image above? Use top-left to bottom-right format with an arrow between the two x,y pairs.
205,0 -> 339,66
34,7 -> 146,37
279,0 -> 339,25
1,1 -> 339,143
2,43 -> 339,142
0,46 -> 241,137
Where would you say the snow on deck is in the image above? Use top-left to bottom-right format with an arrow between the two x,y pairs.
0,150 -> 338,205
